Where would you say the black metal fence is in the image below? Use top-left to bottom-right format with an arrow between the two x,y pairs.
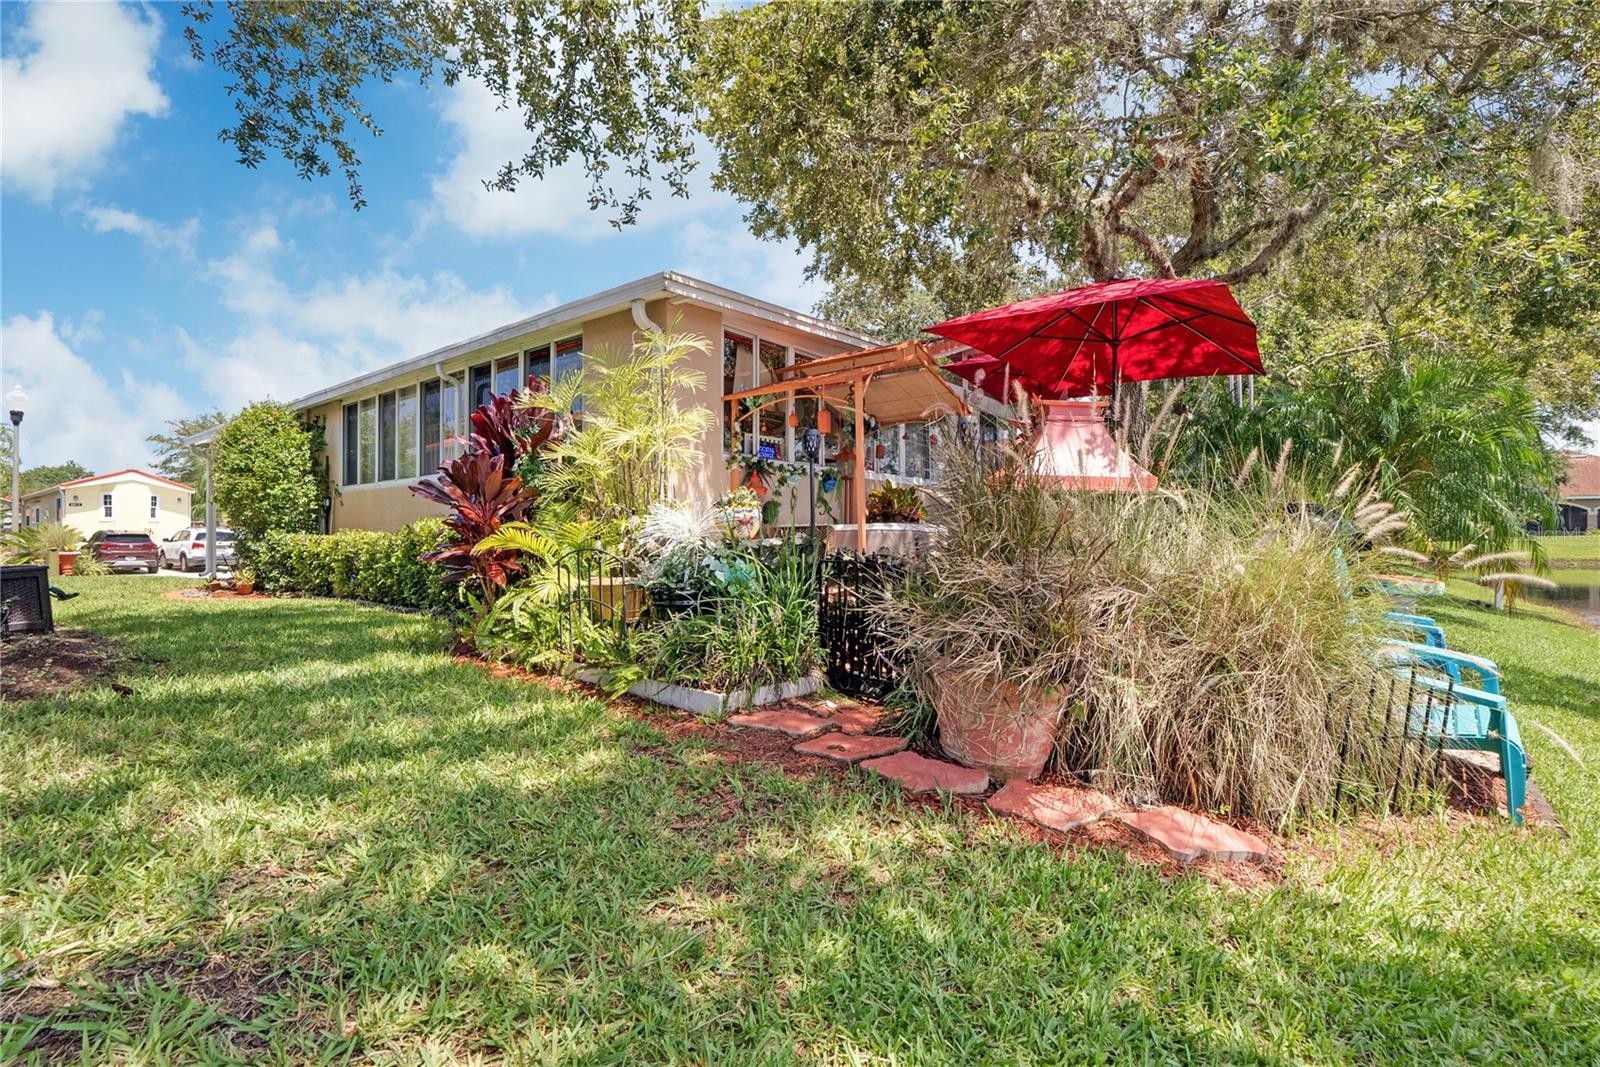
818,554 -> 906,698
548,542 -> 639,660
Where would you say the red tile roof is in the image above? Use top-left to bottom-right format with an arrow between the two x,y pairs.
1559,452 -> 1600,497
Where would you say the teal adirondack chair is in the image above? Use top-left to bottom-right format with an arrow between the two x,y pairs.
1384,610 -> 1447,649
1379,644 -> 1528,824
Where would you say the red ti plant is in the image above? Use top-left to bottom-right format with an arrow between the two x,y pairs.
411,452 -> 538,608
468,379 -> 557,469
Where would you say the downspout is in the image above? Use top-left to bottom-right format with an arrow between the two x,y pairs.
436,361 -> 466,462
630,298 -> 660,333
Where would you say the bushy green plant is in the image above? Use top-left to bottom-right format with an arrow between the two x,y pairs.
878,435 -> 1428,828
0,522 -> 82,563
519,326 -> 713,530
623,545 -> 821,694
213,401 -> 320,561
252,520 -> 452,611
866,481 -> 926,523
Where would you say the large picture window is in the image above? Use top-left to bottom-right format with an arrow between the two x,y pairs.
421,381 -> 442,473
469,363 -> 492,410
396,385 -> 418,479
358,398 -> 376,484
342,403 -> 359,485
493,355 -> 521,397
379,391 -> 398,482
723,332 -> 753,448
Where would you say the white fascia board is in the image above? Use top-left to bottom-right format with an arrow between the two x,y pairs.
279,271 -> 880,413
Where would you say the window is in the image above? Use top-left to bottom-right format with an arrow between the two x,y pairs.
342,403 -> 359,486
421,381 -> 442,473
358,397 -> 377,484
525,344 -> 552,384
553,336 -> 584,413
904,422 -> 933,480
150,494 -> 159,520
494,355 -> 521,397
469,363 -> 493,410
441,376 -> 462,462
723,332 -> 753,448
396,386 -> 418,479
379,391 -> 398,481
102,493 -> 113,518
758,340 -> 789,460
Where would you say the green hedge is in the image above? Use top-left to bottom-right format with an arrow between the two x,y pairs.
253,520 -> 454,612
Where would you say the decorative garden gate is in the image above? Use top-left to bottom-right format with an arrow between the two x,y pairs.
818,553 -> 905,698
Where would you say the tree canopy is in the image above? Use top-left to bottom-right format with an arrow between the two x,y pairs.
18,462 -> 93,496
212,401 -> 320,555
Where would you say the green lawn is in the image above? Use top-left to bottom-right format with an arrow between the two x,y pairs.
3,579 -> 1598,1064
1537,532 -> 1600,564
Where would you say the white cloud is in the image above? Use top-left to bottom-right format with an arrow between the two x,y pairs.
677,220 -> 824,312
0,3 -> 168,200
75,201 -> 200,257
0,312 -> 186,473
189,221 -> 553,407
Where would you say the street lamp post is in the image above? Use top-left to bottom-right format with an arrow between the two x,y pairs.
5,385 -> 26,532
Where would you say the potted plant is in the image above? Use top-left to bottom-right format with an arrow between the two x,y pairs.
875,443 -> 1075,781
866,482 -> 927,523
233,568 -> 256,595
716,487 -> 763,542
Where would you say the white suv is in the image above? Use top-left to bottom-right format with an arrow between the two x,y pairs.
158,527 -> 237,571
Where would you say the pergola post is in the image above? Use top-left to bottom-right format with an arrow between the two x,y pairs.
852,374 -> 868,553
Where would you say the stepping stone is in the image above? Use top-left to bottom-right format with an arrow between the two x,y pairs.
860,751 -> 988,796
829,706 -> 883,735
727,708 -> 837,739
1117,807 -> 1271,864
793,733 -> 908,764
987,781 -> 1113,833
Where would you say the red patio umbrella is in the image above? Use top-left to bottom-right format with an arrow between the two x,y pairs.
941,353 -> 1074,403
927,277 -> 1261,422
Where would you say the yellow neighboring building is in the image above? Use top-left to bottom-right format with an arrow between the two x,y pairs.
19,468 -> 195,540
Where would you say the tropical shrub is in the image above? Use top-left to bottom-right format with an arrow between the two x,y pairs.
0,522 -> 81,563
411,452 -> 539,609
878,434 -> 1426,828
623,544 -> 822,693
519,326 -> 713,532
213,401 -> 320,560
1172,347 -> 1561,558
866,481 -> 926,523
253,520 -> 452,611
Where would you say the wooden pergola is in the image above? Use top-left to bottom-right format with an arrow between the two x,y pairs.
722,339 -> 969,551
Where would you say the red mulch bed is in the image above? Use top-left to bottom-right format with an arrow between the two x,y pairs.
162,587 -> 271,602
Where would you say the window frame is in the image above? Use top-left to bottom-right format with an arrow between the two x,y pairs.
336,335 -> 577,490
102,493 -> 114,518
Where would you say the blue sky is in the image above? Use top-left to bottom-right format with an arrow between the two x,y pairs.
1,2 -> 820,473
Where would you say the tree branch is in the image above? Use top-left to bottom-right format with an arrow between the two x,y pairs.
1218,196 -> 1332,284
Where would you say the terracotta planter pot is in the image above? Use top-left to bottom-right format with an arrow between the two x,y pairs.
930,661 -> 1064,781
234,580 -> 255,594
58,551 -> 77,576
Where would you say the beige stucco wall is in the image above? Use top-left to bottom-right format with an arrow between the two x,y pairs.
318,297 -> 864,533
40,477 -> 192,541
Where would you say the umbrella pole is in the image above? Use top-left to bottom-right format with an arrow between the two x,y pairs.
1106,338 -> 1120,432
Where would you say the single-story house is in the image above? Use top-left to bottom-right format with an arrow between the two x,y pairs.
1555,451 -> 1600,532
257,271 -> 974,533
19,468 -> 194,539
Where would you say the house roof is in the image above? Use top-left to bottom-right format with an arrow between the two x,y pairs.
281,271 -> 880,413
1559,452 -> 1600,498
22,468 -> 194,500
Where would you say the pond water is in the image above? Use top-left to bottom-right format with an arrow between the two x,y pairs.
1525,566 -> 1600,624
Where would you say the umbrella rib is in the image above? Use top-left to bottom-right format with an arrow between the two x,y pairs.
1146,291 -> 1257,329
1134,296 -> 1263,373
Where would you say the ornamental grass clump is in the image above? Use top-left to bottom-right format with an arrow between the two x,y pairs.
882,423 -> 1429,828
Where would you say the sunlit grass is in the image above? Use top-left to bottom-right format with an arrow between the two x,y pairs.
2,577 -> 1597,1063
